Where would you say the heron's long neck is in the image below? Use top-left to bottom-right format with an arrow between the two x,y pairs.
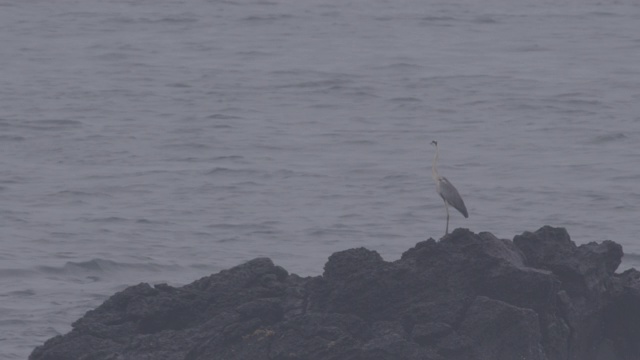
432,145 -> 439,181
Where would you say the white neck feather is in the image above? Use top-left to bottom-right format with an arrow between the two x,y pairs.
432,144 -> 440,181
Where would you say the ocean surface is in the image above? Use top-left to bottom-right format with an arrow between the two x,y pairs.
1,0 -> 639,358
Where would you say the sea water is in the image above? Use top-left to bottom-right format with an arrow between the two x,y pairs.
1,0 -> 639,358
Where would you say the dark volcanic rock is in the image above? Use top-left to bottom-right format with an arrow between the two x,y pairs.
30,226 -> 640,360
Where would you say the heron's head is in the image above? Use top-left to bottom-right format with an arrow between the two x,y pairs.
431,140 -> 438,146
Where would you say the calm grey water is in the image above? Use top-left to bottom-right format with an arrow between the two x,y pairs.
1,0 -> 639,357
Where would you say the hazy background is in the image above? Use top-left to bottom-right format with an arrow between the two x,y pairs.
1,0 -> 639,358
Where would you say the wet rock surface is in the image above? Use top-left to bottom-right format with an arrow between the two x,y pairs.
30,226 -> 640,360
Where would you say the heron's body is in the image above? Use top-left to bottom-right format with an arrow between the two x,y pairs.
431,141 -> 468,235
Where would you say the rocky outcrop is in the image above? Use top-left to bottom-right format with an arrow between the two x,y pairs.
30,226 -> 640,360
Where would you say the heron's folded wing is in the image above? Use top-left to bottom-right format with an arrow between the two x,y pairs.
440,177 -> 468,218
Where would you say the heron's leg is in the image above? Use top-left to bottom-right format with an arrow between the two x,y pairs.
444,200 -> 450,234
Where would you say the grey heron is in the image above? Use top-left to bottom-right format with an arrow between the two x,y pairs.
431,140 -> 468,235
